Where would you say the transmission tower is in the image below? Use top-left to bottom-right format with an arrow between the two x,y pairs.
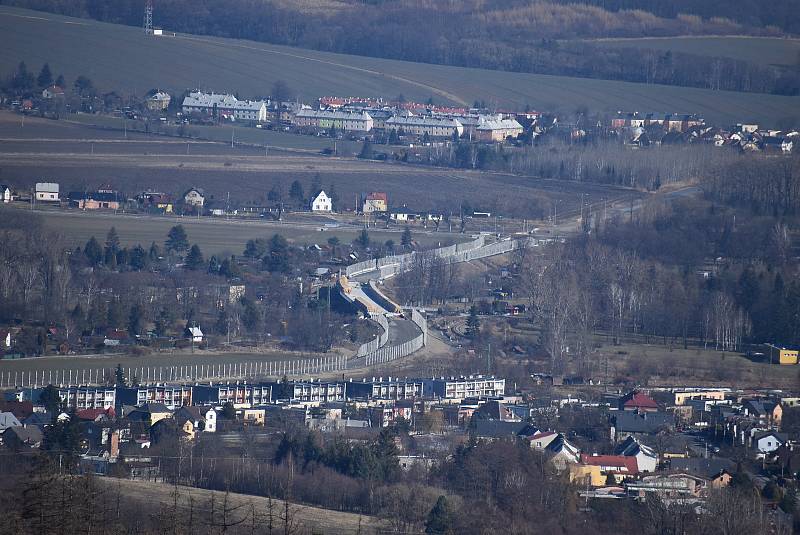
143,0 -> 153,34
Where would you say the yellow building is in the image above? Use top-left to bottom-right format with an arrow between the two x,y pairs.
674,390 -> 727,405
779,349 -> 799,365
569,464 -> 604,487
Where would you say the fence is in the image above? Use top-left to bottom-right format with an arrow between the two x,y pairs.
0,353 -> 350,389
363,308 -> 427,367
355,314 -> 390,357
344,235 -> 487,277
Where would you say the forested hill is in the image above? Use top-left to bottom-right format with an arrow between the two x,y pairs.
3,0 -> 799,95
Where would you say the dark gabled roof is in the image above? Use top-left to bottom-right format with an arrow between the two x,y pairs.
4,425 -> 43,444
67,191 -> 120,202
613,410 -> 673,434
753,430 -> 788,443
139,403 -> 171,414
472,419 -> 528,438
174,406 -> 204,422
669,458 -> 735,480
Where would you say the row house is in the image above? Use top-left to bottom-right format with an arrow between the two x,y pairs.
181,91 -> 268,122
423,375 -> 505,400
269,381 -> 347,404
385,115 -> 463,138
192,383 -> 272,408
116,384 -> 192,410
293,109 -> 374,132
347,377 -> 424,400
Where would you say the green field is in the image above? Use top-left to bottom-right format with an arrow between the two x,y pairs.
589,36 -> 800,69
1,7 -> 798,126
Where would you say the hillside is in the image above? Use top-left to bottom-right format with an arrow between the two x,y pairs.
1,7 -> 799,126
4,1 -> 799,95
589,36 -> 800,69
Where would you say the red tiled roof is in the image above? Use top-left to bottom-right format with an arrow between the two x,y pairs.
366,192 -> 387,202
623,392 -> 659,409
580,454 -> 639,473
76,407 -> 115,420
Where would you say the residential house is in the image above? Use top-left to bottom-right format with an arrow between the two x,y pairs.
580,454 -> 639,484
526,430 -> 559,450
242,407 -> 266,426
752,430 -> 787,454
545,435 -> 581,470
41,85 -> 65,99
268,381 -> 345,404
146,91 -> 171,111
192,383 -> 271,408
68,188 -> 122,210
310,190 -> 333,212
626,474 -> 704,502
184,325 -> 203,343
673,390 -> 727,406
127,403 -> 173,425
48,386 -> 116,410
369,403 -> 412,428
346,377 -> 423,400
0,185 -> 13,203
423,376 -> 505,400
619,391 -> 660,412
117,385 -> 192,411
137,191 -> 174,213
231,100 -> 268,122
614,436 -> 658,472
611,410 -> 674,441
474,116 -> 524,142
669,458 -> 734,488
473,400 -> 521,422
0,412 -> 22,433
569,463 -> 605,487
3,425 -> 43,449
743,399 -> 783,426
766,345 -> 799,365
363,192 -> 388,213
183,187 -> 205,208
151,417 -> 195,443
385,115 -> 464,138
35,182 -> 60,202
181,91 -> 266,121
0,329 -> 12,348
472,419 -> 529,440
174,406 -> 215,432
293,109 -> 373,132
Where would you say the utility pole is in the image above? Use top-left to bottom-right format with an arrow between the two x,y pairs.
143,0 -> 154,34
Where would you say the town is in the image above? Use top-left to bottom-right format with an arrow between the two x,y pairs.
1,6 -> 799,534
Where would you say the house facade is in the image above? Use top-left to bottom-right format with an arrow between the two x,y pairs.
183,188 -> 205,207
35,182 -> 60,202
146,91 -> 171,111
311,190 -> 333,212
293,109 -> 374,132
363,192 -> 388,213
0,185 -> 12,203
385,116 -> 463,138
